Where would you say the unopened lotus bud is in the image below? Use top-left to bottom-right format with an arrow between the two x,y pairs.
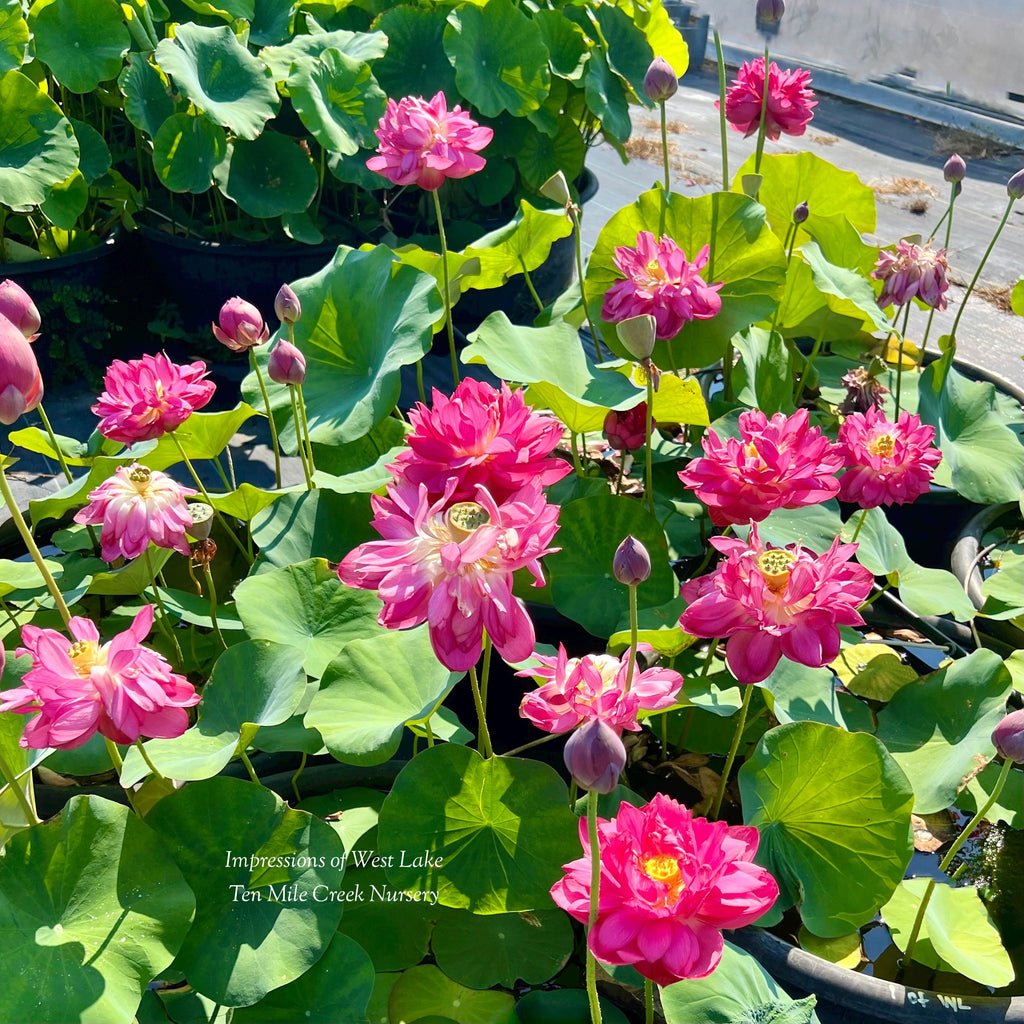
0,280 -> 40,341
993,708 -> 1024,764
755,0 -> 786,24
793,200 -> 809,224
613,535 -> 651,586
0,313 -> 43,424
1007,168 -> 1024,200
643,56 -> 678,103
943,154 -> 966,184
604,405 -> 650,452
617,314 -> 657,361
267,340 -> 306,387
564,719 -> 626,795
274,284 -> 301,325
186,502 -> 214,541
212,296 -> 269,352
539,170 -> 572,207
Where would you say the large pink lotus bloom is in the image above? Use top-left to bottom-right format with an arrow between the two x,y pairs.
73,463 -> 197,562
679,409 -> 843,527
603,232 -> 723,340
0,312 -> 43,424
389,379 -> 571,506
366,91 -> 494,192
722,57 -> 816,140
871,240 -> 949,311
837,407 -> 941,509
212,296 -> 269,352
0,280 -> 41,340
338,479 -> 559,671
518,645 -> 683,734
551,793 -> 778,986
93,352 -> 215,444
680,524 -> 874,684
0,606 -> 199,749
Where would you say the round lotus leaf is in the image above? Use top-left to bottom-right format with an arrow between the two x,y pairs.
153,111 -> 226,194
29,0 -> 128,94
214,133 -> 317,218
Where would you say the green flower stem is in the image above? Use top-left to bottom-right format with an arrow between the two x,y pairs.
644,377 -> 656,517
423,715 -> 435,748
431,189 -> 460,387
569,204 -> 607,361
658,100 -> 671,240
714,30 -> 730,189
480,632 -> 493,733
768,222 -> 797,339
468,658 -> 494,760
624,583 -> 639,693
239,749 -> 261,786
291,751 -> 307,803
296,383 -> 316,478
850,507 -> 870,544
103,737 -> 140,813
202,564 -> 228,650
35,402 -> 73,484
586,788 -> 604,1024
699,637 -> 720,678
134,738 -> 168,784
0,747 -> 39,826
709,683 -> 754,821
644,979 -> 655,1024
793,325 -> 826,407
894,303 -> 912,418
752,44 -> 771,181
289,387 -> 314,490
144,547 -> 183,667
0,463 -> 71,627
570,432 -> 584,477
520,257 -> 544,313
921,183 -> 959,355
500,732 -> 559,758
249,349 -> 281,490
415,360 -> 427,405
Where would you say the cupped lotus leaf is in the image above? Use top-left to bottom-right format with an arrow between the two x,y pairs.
119,54 -> 178,138
444,0 -> 550,117
533,9 -> 588,80
831,642 -> 917,703
0,69 -> 79,211
586,189 -> 787,369
153,111 -> 226,194
634,0 -> 689,81
29,0 -> 128,93
378,743 -> 579,914
957,760 -> 1023,829
758,660 -> 869,732
146,776 -> 347,1006
800,241 -> 890,331
583,46 -> 631,143
260,26 -> 388,80
0,0 -> 28,73
0,796 -> 195,1024
69,118 -> 111,183
40,169 -> 88,229
178,0 -> 254,20
388,965 -> 516,1024
740,721 -> 915,936
372,5 -> 458,102
214,133 -> 318,218
594,4 -> 654,103
515,114 -> 585,190
155,24 -> 280,140
208,481 -> 283,522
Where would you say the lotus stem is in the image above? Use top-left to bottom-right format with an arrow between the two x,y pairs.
291,751 -> 307,803
644,376 -> 656,517
894,302 -> 911,418
469,634 -> 494,759
35,403 -> 73,483
624,583 -> 639,693
644,979 -> 655,1024
249,349 -> 282,489
753,44 -> 771,182
850,507 -> 869,545
202,563 -> 227,650
134,738 -> 168,784
144,547 -> 183,667
239,749 -> 260,786
415,360 -> 427,405
709,683 -> 754,820
431,189 -> 460,386
520,257 -> 544,313
586,788 -> 604,1024
289,387 -> 314,490
569,204 -> 607,361
296,382 -> 316,477
921,182 -> 959,355
714,31 -> 730,189
658,100 -> 671,239
0,747 -> 39,826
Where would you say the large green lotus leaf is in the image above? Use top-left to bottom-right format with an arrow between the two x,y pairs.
0,69 -> 79,210
0,796 -> 194,1024
546,492 -> 677,638
208,481 -> 283,522
178,0 -> 254,20
800,241 -> 890,331
310,416 -> 409,493
389,964 -> 515,1024
979,549 -> 1024,619
143,403 -> 258,471
29,0 -> 128,93
516,989 -> 630,1024
660,940 -> 819,1024
232,932 -> 374,1024
740,722 -> 914,936
735,498 -> 845,555
517,110 -> 586,190
916,359 -> 1024,505
634,0 -> 689,80
152,111 -> 226,194
957,760 -> 1023,829
831,642 -> 917,703
260,26 -> 388,80
214,133 -> 318,218
155,24 -> 280,140
732,152 -> 876,242
378,743 -> 578,913
732,326 -> 796,416
305,625 -> 456,765
69,118 -> 110,183
373,5 -> 458,100
533,9 -> 588,80
235,558 -> 387,678
119,639 -> 307,786
40,168 -> 88,228
882,879 -> 1014,987
0,0 -> 28,73
758,659 -> 872,733
431,908 -> 572,988
119,54 -> 178,138
594,4 -> 654,102
147,776 -> 346,1006
444,0 -> 550,117
874,648 -> 1012,815
583,46 -> 630,144
586,189 -> 787,369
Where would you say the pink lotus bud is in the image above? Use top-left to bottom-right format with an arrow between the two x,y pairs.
212,296 -> 270,353
0,313 -> 43,424
793,200 -> 809,224
643,57 -> 678,103
943,154 -> 966,183
274,284 -> 301,325
0,281 -> 40,341
564,718 -> 626,794
756,0 -> 786,24
613,535 -> 651,586
993,709 -> 1024,764
604,404 -> 651,452
267,339 -> 306,386
1007,169 -> 1024,201
617,313 -> 657,361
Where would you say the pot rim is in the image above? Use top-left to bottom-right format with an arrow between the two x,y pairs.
0,228 -> 120,276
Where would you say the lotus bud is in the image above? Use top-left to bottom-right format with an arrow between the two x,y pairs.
186,502 -> 215,541
0,280 -> 40,341
604,405 -> 650,452
943,154 -> 966,184
267,339 -> 306,387
992,708 -> 1024,764
212,296 -> 270,352
0,313 -> 43,424
793,200 -> 809,224
1007,169 -> 1024,200
617,314 -> 657,361
564,719 -> 626,795
613,535 -> 651,586
755,0 -> 786,24
643,56 -> 678,103
274,284 -> 302,325
539,170 -> 572,208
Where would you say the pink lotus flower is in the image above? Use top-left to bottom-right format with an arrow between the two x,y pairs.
519,645 -> 683,734
871,240 -> 949,311
212,296 -> 270,352
602,232 -> 723,340
551,793 -> 778,986
837,407 -> 941,508
679,409 -> 843,527
679,524 -> 874,684
267,339 -> 306,387
0,606 -> 199,749
93,352 -> 215,444
722,57 -> 816,140
0,280 -> 41,340
367,91 -> 494,192
389,379 -> 571,506
338,479 -> 559,671
604,404 -> 651,452
73,463 -> 197,562
0,312 -> 43,424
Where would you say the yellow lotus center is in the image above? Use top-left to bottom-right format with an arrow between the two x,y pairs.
745,441 -> 761,461
757,549 -> 796,593
127,465 -> 152,489
645,258 -> 667,282
867,433 -> 896,460
446,501 -> 490,541
643,854 -> 686,907
67,639 -> 103,677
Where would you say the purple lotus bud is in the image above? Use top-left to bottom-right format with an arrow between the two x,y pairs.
274,284 -> 302,325
1007,168 -> 1024,200
564,719 -> 626,795
613,535 -> 651,586
643,56 -> 678,103
993,708 -> 1024,764
267,339 -> 306,386
212,296 -> 269,353
943,154 -> 966,184
616,313 -> 657,361
793,200 -> 809,224
756,0 -> 786,24
0,280 -> 41,341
